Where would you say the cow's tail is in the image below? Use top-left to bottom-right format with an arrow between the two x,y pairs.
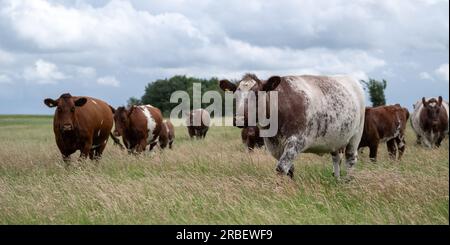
110,132 -> 124,149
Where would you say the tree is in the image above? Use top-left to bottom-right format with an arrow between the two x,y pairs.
361,78 -> 387,107
136,75 -> 224,116
127,97 -> 141,107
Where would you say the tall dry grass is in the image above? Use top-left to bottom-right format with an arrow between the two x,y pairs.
0,115 -> 448,224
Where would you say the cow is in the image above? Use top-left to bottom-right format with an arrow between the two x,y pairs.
162,120 -> 175,149
241,126 -> 264,151
186,109 -> 210,139
113,105 -> 168,153
43,93 -> 119,162
411,96 -> 449,148
219,73 -> 365,179
358,104 -> 409,162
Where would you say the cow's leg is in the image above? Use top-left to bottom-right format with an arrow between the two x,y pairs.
275,136 -> 304,179
344,135 -> 361,176
436,134 -> 444,147
416,135 -> 422,145
79,139 -> 93,160
368,142 -> 378,162
136,139 -> 147,153
94,141 -> 108,160
149,142 -> 157,151
386,139 -> 397,160
159,134 -> 168,150
62,154 -> 71,163
396,136 -> 406,160
331,150 -> 342,178
89,149 -> 95,160
169,140 -> 173,149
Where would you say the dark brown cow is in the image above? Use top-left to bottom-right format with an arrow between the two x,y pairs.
241,126 -> 264,150
161,120 -> 175,149
44,93 -> 117,162
186,109 -> 210,139
358,104 -> 409,161
113,105 -> 167,153
411,96 -> 449,148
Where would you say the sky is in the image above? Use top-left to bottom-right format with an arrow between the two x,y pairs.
0,0 -> 448,114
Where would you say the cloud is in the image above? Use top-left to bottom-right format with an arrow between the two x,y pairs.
0,0 -> 447,114
0,49 -> 14,64
0,74 -> 12,84
97,76 -> 120,87
75,66 -> 96,78
419,72 -> 434,81
23,59 -> 67,84
435,63 -> 449,81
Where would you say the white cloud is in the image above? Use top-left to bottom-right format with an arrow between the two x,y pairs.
75,66 -> 96,78
0,49 -> 15,64
419,72 -> 434,81
23,59 -> 67,84
97,76 -> 120,87
0,74 -> 12,84
435,63 -> 449,81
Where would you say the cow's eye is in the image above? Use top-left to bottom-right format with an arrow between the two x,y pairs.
57,108 -> 62,112
71,107 -> 75,112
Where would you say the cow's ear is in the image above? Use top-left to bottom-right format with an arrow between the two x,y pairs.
422,97 -> 428,107
219,79 -> 237,92
44,98 -> 58,108
74,97 -> 87,107
438,96 -> 443,106
262,76 -> 281,91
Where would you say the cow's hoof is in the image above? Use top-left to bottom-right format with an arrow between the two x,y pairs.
287,167 -> 294,179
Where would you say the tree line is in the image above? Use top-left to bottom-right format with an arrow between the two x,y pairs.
128,75 -> 387,116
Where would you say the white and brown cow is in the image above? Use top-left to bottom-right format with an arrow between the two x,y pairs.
411,96 -> 449,148
220,74 -> 365,178
113,105 -> 168,153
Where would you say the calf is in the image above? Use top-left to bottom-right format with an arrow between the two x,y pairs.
162,120 -> 175,149
358,104 -> 409,161
220,74 -> 365,179
186,109 -> 210,139
44,93 -> 116,162
113,105 -> 168,153
241,126 -> 264,151
411,96 -> 449,148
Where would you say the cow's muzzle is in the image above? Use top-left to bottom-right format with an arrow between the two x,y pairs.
62,124 -> 73,131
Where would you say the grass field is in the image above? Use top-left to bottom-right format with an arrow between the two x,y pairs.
0,115 -> 448,224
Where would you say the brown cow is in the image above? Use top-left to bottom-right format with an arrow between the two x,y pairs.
411,96 -> 449,148
186,109 -> 210,139
241,126 -> 264,150
44,93 -> 117,162
161,120 -> 175,149
113,105 -> 167,153
358,104 -> 409,161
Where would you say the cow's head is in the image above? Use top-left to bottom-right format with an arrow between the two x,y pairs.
113,106 -> 133,137
44,93 -> 87,132
422,96 -> 443,127
219,74 -> 281,128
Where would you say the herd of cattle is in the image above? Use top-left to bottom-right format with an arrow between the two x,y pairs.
43,74 -> 449,178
